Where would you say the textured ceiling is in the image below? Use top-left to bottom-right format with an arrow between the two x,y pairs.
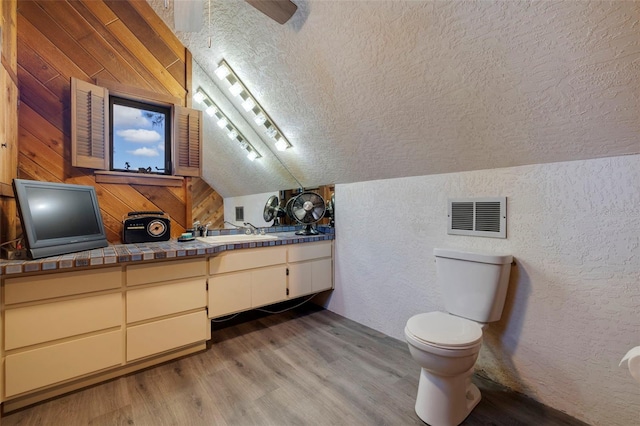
148,0 -> 640,197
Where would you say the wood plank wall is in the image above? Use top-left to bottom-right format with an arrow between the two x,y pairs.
13,0 -> 223,244
0,0 -> 19,245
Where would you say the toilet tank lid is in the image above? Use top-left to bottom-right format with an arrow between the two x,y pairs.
434,248 -> 512,265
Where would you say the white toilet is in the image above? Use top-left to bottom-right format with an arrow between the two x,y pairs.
405,248 -> 513,426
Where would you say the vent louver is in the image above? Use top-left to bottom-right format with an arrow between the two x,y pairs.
235,206 -> 244,222
448,197 -> 506,238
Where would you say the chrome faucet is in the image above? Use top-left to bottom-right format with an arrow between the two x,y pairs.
244,222 -> 265,235
224,221 -> 242,229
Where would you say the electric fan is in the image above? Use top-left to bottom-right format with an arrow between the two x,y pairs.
263,195 -> 286,226
325,193 -> 335,227
290,192 -> 326,235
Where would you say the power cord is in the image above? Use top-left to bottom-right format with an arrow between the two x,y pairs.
210,293 -> 319,323
255,293 -> 318,314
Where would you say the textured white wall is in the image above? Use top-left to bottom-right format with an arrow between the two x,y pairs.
192,62 -> 301,198
149,0 -> 640,197
328,154 -> 640,426
223,191 -> 278,229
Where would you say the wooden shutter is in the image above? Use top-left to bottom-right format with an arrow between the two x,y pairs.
173,105 -> 202,177
71,78 -> 109,170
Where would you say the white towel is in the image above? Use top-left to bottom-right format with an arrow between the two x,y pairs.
620,346 -> 640,383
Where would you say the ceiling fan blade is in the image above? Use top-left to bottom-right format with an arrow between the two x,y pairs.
174,0 -> 204,32
245,0 -> 297,24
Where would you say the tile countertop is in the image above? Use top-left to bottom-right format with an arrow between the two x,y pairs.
0,227 -> 335,276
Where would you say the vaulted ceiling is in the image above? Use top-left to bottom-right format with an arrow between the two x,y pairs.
148,0 -> 640,198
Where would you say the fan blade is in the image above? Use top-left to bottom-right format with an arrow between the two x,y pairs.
245,0 -> 297,24
293,207 -> 307,221
313,206 -> 325,219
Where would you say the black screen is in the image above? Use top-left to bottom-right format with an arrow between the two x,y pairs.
25,186 -> 102,241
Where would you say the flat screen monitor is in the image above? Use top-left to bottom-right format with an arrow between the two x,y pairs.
13,179 -> 109,259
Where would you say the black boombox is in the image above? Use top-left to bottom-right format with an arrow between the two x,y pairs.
122,211 -> 171,244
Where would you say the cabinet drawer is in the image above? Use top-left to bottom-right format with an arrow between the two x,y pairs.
209,246 -> 286,274
127,279 -> 206,323
5,330 -> 122,397
4,267 -> 122,305
287,241 -> 332,263
126,311 -> 207,362
209,271 -> 252,318
5,293 -> 122,350
126,258 -> 206,286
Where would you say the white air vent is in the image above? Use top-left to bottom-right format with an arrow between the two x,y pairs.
448,197 -> 506,238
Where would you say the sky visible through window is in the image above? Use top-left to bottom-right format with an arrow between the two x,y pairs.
112,104 -> 166,172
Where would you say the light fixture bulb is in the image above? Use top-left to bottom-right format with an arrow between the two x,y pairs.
215,64 -> 230,80
239,141 -> 249,150
205,106 -> 216,117
254,113 -> 267,126
242,97 -> 255,112
265,127 -> 278,139
216,117 -> 228,129
193,91 -> 206,104
227,129 -> 238,140
275,139 -> 288,151
229,82 -> 243,97
247,151 -> 258,161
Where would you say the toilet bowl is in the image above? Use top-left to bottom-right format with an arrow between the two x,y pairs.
405,311 -> 484,426
405,249 -> 512,426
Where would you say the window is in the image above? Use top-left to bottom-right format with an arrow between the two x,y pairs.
110,97 -> 171,175
71,77 -> 202,179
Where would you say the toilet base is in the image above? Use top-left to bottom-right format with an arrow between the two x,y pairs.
414,367 -> 481,426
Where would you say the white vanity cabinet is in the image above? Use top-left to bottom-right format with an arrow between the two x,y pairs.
0,258 -> 209,410
0,237 -> 333,412
3,268 -> 123,398
207,240 -> 334,317
125,258 -> 208,362
287,241 -> 333,299
208,246 -> 288,318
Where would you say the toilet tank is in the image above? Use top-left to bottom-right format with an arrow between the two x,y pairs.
434,248 -> 513,323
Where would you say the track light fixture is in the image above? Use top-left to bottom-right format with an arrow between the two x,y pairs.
214,60 -> 293,152
193,87 -> 262,161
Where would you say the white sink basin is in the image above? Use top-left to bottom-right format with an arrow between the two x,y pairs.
197,234 -> 279,244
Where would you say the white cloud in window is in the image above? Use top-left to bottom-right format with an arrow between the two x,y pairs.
116,129 -> 161,143
127,147 -> 160,157
158,143 -> 165,152
113,105 -> 152,128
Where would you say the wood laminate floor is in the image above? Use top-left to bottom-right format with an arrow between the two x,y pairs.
2,304 -> 588,426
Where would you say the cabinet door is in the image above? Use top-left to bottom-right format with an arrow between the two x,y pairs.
252,265 -> 287,308
288,262 -> 312,298
208,271 -> 252,318
312,257 -> 333,292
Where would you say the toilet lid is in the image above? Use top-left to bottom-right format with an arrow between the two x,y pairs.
406,312 -> 482,348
